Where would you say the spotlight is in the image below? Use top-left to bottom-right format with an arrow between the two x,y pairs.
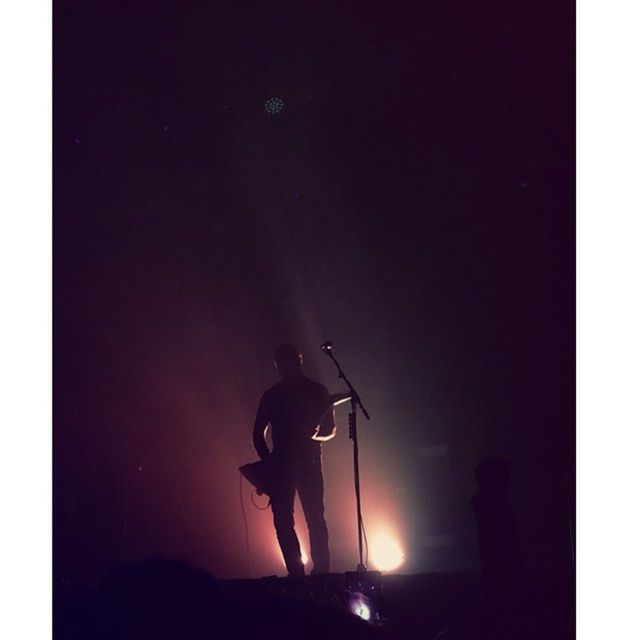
370,531 -> 405,572
264,97 -> 284,115
349,594 -> 372,621
345,570 -> 382,624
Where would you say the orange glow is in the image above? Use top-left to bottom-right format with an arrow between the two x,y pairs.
275,542 -> 309,567
370,529 -> 405,572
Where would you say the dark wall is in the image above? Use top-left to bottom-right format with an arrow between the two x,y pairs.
54,1 -> 574,585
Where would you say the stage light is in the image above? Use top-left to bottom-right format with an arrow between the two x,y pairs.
350,595 -> 372,621
370,531 -> 405,572
264,97 -> 284,115
345,571 -> 381,624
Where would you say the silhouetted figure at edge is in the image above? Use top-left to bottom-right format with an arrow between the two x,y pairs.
253,344 -> 336,577
471,458 -> 525,636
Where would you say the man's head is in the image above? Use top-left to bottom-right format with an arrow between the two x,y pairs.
274,344 -> 303,378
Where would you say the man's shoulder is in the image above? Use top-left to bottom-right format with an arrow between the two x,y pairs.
262,382 -> 283,399
264,376 -> 328,398
300,376 -> 331,400
301,375 -> 328,390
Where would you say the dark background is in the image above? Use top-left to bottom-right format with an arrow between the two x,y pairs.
54,1 -> 574,586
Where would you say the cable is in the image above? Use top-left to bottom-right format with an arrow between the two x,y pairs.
361,517 -> 369,567
250,489 -> 271,511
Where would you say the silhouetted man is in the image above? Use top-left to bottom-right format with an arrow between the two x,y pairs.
471,458 -> 524,636
253,344 -> 336,576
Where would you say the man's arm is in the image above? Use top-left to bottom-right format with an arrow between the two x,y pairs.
311,385 -> 337,442
252,394 -> 271,460
311,426 -> 336,442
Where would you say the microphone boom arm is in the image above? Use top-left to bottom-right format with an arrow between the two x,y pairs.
323,349 -> 370,420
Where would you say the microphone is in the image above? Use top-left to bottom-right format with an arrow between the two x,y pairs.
320,341 -> 334,352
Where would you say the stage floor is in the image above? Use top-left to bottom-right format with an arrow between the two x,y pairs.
55,562 -> 573,640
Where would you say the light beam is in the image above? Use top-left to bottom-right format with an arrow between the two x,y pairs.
370,529 -> 405,572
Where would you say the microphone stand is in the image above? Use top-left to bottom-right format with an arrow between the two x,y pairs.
322,345 -> 371,573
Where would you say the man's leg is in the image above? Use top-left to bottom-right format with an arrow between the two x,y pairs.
270,477 -> 305,576
297,457 -> 330,574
